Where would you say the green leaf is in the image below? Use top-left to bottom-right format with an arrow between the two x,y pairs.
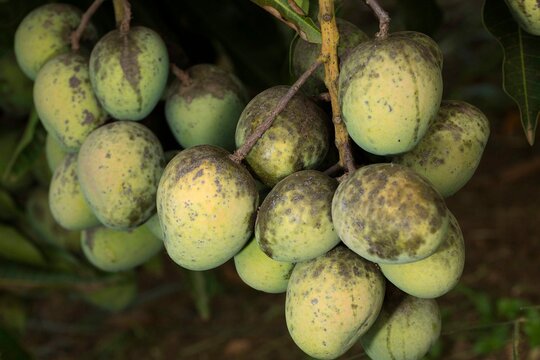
250,0 -> 321,43
0,189 -> 22,221
483,0 -> 540,145
0,326 -> 31,360
524,308 -> 540,347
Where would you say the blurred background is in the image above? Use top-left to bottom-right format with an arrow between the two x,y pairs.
0,0 -> 539,359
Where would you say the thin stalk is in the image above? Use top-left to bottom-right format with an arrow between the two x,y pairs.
70,0 -> 105,51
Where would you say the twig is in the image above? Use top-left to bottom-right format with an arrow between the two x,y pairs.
323,162 -> 342,176
313,92 -> 331,102
171,64 -> 192,86
70,0 -> 104,51
288,0 -> 306,16
230,57 -> 325,163
113,0 -> 132,34
364,0 -> 391,39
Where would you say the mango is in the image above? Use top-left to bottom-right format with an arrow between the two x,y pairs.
505,0 -> 540,35
89,26 -> 169,120
286,246 -> 385,359
78,121 -> 164,230
339,33 -> 443,155
14,3 -> 97,80
0,51 -> 33,117
81,224 -> 162,272
332,164 -> 449,264
34,52 -> 107,152
235,86 -> 329,186
165,64 -> 248,152
391,31 -> 443,69
233,238 -> 294,293
157,145 -> 258,271
256,170 -> 339,262
393,100 -> 490,197
49,153 -> 100,230
45,133 -> 67,172
360,295 -> 441,360
144,213 -> 164,241
379,212 -> 465,298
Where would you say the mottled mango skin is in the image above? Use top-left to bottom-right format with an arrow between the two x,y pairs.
339,33 -> 443,155
34,53 -> 107,152
45,134 -> 67,172
78,121 -> 165,230
0,51 -> 33,117
89,26 -> 169,120
157,145 -> 258,271
332,164 -> 449,264
360,295 -> 441,360
292,19 -> 369,96
166,64 -> 248,152
391,31 -> 443,69
14,3 -> 97,80
256,170 -> 339,262
380,212 -> 465,299
286,247 -> 385,359
394,101 -> 490,197
235,86 -> 329,186
49,153 -> 100,231
234,238 -> 294,293
81,224 -> 163,272
505,0 -> 540,35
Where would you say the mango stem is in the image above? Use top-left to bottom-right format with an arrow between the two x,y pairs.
113,0 -> 132,34
70,0 -> 105,51
364,0 -> 391,40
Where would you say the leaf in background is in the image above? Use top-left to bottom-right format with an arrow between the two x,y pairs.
394,0 -> 443,35
0,189 -> 22,221
250,0 -> 321,43
0,326 -> 31,360
483,0 -> 540,145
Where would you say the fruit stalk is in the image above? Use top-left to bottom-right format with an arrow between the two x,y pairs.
170,63 -> 192,86
70,0 -> 105,51
364,0 -> 391,40
230,56 -> 324,163
318,0 -> 356,174
112,0 -> 131,34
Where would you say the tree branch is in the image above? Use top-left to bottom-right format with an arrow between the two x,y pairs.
70,0 -> 105,51
364,0 -> 391,40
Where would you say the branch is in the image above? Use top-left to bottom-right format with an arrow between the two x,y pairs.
70,0 -> 105,51
323,162 -> 342,177
230,57 -> 325,163
170,64 -> 192,86
364,0 -> 391,39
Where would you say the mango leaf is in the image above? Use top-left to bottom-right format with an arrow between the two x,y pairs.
250,0 -> 321,43
0,189 -> 22,220
483,0 -> 540,145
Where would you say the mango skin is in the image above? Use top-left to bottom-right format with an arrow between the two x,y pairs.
78,121 -> 165,230
286,247 -> 385,360
0,51 -> 33,117
235,86 -> 329,186
332,163 -> 449,264
89,26 -> 169,120
34,53 -> 107,152
360,296 -> 441,360
394,101 -> 490,197
339,33 -> 443,155
165,64 -> 248,152
144,213 -> 164,241
234,238 -> 294,293
157,145 -> 258,271
505,0 -> 540,35
379,212 -> 465,299
391,31 -> 443,69
256,170 -> 339,262
49,153 -> 100,231
45,134 -> 67,172
14,3 -> 97,80
81,224 -> 163,272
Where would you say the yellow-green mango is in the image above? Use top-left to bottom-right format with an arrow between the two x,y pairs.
286,246 -> 385,359
165,64 -> 248,152
80,272 -> 137,311
34,52 -> 107,152
234,238 -> 294,293
379,212 -> 464,299
393,100 -> 490,197
45,133 -> 67,172
49,153 -> 100,230
78,121 -> 165,230
0,51 -> 33,117
256,170 -> 339,262
505,0 -> 540,35
14,3 -> 97,80
157,145 -> 258,271
339,33 -> 443,155
391,31 -> 443,69
235,86 -> 329,186
0,224 -> 46,266
0,130 -> 33,191
89,26 -> 169,120
81,224 -> 163,272
360,295 -> 441,360
332,164 -> 449,264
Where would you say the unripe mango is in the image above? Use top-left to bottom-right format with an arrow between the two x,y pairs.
45,134 -> 67,172
256,170 -> 339,262
391,31 -> 443,69
332,164 -> 449,264
235,86 -> 329,186
14,3 -> 97,80
78,121 -> 165,230
157,145 -> 258,271
339,33 -> 443,155
379,212 -> 465,299
0,51 -> 33,117
286,247 -> 385,359
234,238 -> 294,293
49,153 -> 100,231
393,101 -> 490,197
89,26 -> 169,120
165,64 -> 248,152
505,0 -> 540,35
144,213 -> 164,241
